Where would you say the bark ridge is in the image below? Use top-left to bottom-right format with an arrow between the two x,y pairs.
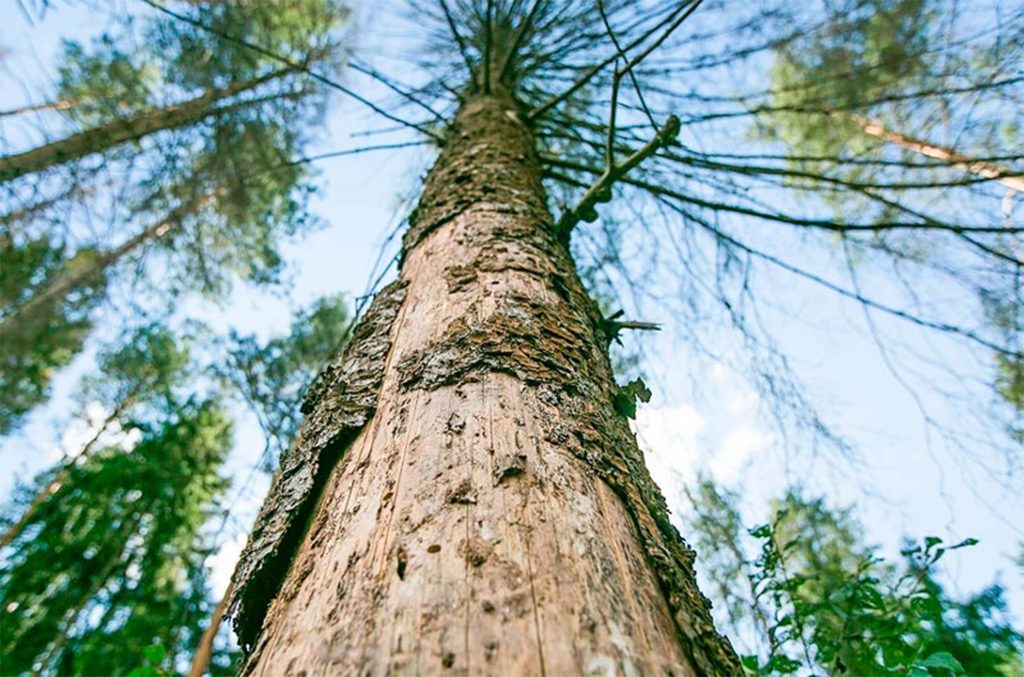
227,279 -> 407,651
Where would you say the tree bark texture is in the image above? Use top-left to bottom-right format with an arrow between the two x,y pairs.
229,91 -> 740,676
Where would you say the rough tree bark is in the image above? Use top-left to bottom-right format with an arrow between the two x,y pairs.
227,89 -> 740,676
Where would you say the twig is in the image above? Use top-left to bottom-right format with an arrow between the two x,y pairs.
496,0 -> 545,85
529,0 -> 703,120
483,0 -> 494,93
555,115 -> 680,238
438,0 -> 476,83
349,60 -> 448,123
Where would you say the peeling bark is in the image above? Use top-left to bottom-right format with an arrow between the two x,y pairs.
227,279 -> 407,651
231,91 -> 740,675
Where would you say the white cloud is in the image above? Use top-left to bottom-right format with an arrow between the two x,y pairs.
633,404 -> 704,508
633,400 -> 770,513
710,427 -> 768,484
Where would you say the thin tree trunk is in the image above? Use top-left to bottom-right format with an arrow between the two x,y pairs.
848,113 -> 1024,192
0,69 -> 288,183
1,182 -> 92,229
229,90 -> 739,675
0,196 -> 207,341
0,390 -> 137,549
188,580 -> 233,677
0,97 -> 76,118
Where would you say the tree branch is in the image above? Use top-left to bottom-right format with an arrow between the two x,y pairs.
555,115 -> 680,238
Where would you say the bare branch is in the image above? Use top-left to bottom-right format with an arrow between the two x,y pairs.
555,115 -> 680,238
528,0 -> 703,120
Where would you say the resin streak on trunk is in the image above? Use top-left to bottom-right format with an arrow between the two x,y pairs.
235,93 -> 740,676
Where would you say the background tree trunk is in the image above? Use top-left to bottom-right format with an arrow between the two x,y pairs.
0,195 -> 207,342
0,394 -> 131,549
847,113 -> 1024,192
231,91 -> 740,676
188,580 -> 233,677
0,70 -> 287,183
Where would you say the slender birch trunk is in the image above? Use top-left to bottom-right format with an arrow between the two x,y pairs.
0,98 -> 76,119
1,183 -> 92,229
0,69 -> 288,183
228,90 -> 739,675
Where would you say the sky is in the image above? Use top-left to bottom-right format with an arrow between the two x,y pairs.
1,0 -> 1021,650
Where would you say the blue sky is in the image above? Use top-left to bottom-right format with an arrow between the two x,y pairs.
1,0 -> 1021,648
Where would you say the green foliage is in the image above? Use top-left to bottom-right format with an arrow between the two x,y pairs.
983,292 -> 1023,442
98,0 -> 345,295
613,377 -> 651,418
151,0 -> 346,88
766,0 -> 934,167
759,0 -> 1023,438
116,0 -> 348,294
0,0 -> 350,430
57,34 -> 158,125
81,323 -> 192,418
0,236 -> 104,435
684,478 -> 1023,675
0,399 -> 233,675
219,294 -> 351,467
161,111 -> 317,294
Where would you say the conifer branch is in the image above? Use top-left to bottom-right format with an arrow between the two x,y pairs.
496,0 -> 544,85
139,0 -> 443,141
439,0 -> 477,82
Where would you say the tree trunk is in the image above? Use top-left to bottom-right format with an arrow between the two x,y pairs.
848,114 -> 1024,192
188,581 -> 233,677
1,182 -> 92,231
228,91 -> 740,676
0,196 -> 206,341
0,69 -> 288,184
0,97 -> 76,118
0,390 -> 135,549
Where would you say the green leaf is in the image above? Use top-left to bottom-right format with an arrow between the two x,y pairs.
143,644 -> 166,665
917,652 -> 964,673
749,523 -> 771,539
948,537 -> 979,550
613,378 -> 652,418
